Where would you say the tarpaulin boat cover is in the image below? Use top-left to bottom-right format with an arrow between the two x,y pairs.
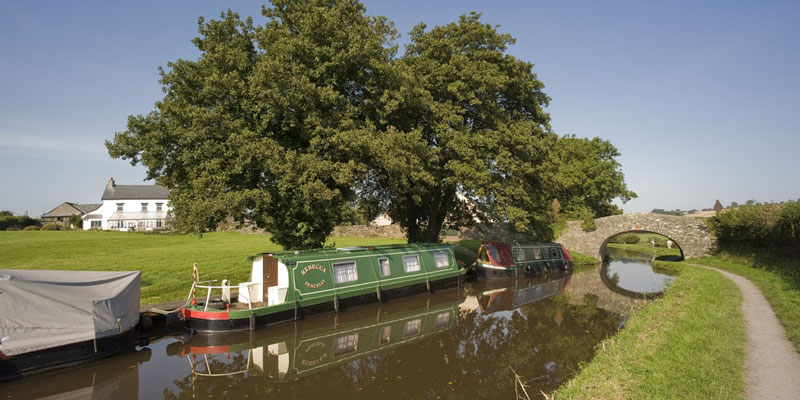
0,270 -> 140,357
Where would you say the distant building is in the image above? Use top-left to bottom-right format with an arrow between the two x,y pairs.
82,178 -> 171,231
370,212 -> 393,226
41,202 -> 102,227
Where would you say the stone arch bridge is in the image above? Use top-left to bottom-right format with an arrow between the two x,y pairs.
557,213 -> 715,260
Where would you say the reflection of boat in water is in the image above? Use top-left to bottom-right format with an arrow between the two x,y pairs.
462,270 -> 572,314
176,289 -> 463,381
2,346 -> 150,399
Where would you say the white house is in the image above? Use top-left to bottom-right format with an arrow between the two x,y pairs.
82,178 -> 171,231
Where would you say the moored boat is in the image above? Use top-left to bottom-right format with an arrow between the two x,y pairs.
181,244 -> 465,333
472,241 -> 573,279
0,270 -> 141,381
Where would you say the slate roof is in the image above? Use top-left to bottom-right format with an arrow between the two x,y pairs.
42,202 -> 102,218
102,184 -> 170,200
72,203 -> 102,214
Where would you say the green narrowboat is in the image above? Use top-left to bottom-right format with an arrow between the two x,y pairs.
181,244 -> 464,333
177,291 -> 461,381
473,241 -> 574,279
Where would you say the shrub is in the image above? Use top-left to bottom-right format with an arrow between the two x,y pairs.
40,224 -> 61,231
22,225 -> 40,231
708,200 -> 800,250
0,214 -> 39,230
623,234 -> 640,244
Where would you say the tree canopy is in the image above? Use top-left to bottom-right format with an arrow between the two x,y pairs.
107,1 -> 635,248
544,135 -> 636,219
107,1 -> 396,248
358,12 -> 555,242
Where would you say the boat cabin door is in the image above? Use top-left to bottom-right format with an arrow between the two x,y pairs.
262,255 -> 279,304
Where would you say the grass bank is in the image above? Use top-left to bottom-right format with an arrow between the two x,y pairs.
606,242 -> 683,258
554,262 -> 745,399
0,231 -> 405,305
688,251 -> 800,351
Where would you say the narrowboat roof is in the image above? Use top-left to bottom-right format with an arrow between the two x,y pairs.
247,243 -> 452,262
510,241 -> 562,247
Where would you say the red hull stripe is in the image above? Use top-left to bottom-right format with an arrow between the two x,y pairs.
181,307 -> 230,321
188,345 -> 231,355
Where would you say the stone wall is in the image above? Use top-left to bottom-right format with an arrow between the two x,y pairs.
331,224 -> 406,239
458,223 -> 531,242
557,213 -> 715,260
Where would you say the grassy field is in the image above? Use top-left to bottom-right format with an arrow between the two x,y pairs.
606,242 -> 683,258
0,231 -> 405,305
688,251 -> 800,351
554,262 -> 746,399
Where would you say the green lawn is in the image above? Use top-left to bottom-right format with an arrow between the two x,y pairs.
0,231 -> 405,305
554,262 -> 745,399
606,242 -> 683,258
688,252 -> 800,351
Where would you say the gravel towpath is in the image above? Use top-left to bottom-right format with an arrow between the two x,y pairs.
686,263 -> 800,400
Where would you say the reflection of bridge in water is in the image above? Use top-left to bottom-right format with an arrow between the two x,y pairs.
563,268 -> 648,315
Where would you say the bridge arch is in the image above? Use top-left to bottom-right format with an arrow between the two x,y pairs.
557,213 -> 714,260
598,230 -> 685,260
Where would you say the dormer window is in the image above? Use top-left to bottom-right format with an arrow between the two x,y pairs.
116,203 -> 123,212
141,203 -> 148,212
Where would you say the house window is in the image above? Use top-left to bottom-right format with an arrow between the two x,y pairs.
333,261 -> 358,284
333,333 -> 358,357
141,203 -> 148,212
379,326 -> 391,344
156,219 -> 163,228
434,251 -> 449,268
379,258 -> 390,277
404,319 -> 421,337
551,248 -> 559,259
402,255 -> 421,273
90,221 -> 101,228
534,248 -> 542,260
116,203 -> 124,212
156,202 -> 163,211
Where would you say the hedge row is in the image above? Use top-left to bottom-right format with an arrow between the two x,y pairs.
0,215 -> 39,231
708,201 -> 800,249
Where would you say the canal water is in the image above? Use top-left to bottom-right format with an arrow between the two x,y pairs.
1,251 -> 674,399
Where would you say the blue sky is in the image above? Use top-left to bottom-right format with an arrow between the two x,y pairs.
1,0 -> 798,217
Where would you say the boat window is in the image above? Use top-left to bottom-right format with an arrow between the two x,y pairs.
333,261 -> 359,284
404,319 -> 422,337
403,255 -> 421,273
379,326 -> 391,344
433,251 -> 449,268
534,248 -> 542,260
513,248 -> 525,262
379,258 -> 391,277
551,248 -> 559,259
487,244 -> 500,262
436,312 -> 450,328
333,333 -> 359,357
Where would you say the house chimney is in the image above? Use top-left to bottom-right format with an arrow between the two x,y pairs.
107,177 -> 115,188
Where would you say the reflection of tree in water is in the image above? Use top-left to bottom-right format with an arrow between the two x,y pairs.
163,294 -> 624,400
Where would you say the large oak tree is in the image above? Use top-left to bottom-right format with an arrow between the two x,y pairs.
107,1 -> 395,248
